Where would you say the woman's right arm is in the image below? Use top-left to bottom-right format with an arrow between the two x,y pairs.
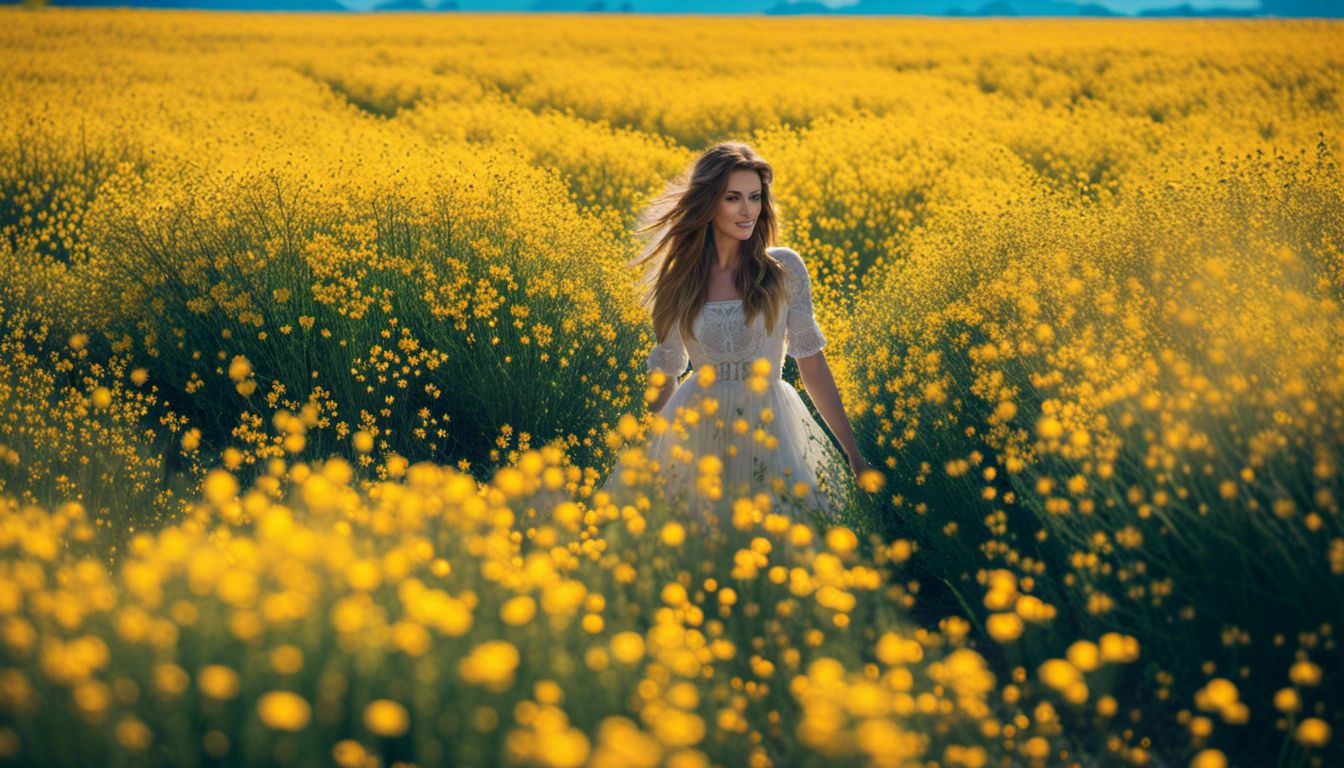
648,371 -> 678,414
647,322 -> 689,414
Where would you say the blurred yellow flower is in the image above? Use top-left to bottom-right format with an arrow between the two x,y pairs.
353,430 -> 374,453
115,717 -> 152,750
228,355 -> 252,382
1295,718 -> 1331,748
1288,659 -> 1322,686
363,699 -> 410,738
501,595 -> 537,626
660,522 -> 686,547
986,612 -> 1023,643
459,640 -> 520,692
257,691 -> 311,731
1272,687 -> 1301,713
610,632 -> 645,664
825,526 -> 858,555
203,469 -> 238,506
197,665 -> 240,700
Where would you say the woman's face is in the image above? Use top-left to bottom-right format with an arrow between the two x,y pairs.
710,169 -> 762,252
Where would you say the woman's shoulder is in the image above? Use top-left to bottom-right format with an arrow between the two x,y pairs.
766,245 -> 805,271
767,246 -> 809,284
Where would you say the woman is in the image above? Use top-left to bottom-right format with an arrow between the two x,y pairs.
609,142 -> 873,525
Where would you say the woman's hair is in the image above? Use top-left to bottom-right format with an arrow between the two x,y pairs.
627,141 -> 788,345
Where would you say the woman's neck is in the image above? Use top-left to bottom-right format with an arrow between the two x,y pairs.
713,240 -> 742,272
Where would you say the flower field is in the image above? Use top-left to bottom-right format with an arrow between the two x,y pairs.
0,9 -> 1341,766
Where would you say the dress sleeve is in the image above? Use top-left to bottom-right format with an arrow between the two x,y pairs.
781,248 -> 827,359
647,320 -> 690,380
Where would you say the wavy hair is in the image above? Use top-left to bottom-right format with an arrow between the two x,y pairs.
627,142 -> 788,345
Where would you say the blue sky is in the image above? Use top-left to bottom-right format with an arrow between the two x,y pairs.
341,0 -> 1264,9
818,0 -> 1261,7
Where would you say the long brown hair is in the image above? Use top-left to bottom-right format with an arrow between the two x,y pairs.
627,142 -> 788,345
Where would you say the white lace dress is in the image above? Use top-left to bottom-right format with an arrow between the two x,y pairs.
607,246 -> 848,524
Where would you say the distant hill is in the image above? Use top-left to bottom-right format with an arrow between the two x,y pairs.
1134,3 -> 1251,14
763,0 -> 1340,15
39,0 -> 1344,16
945,0 -> 1118,15
768,0 -> 1120,14
370,0 -> 461,9
47,0 -> 347,9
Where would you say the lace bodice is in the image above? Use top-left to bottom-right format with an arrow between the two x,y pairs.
647,246 -> 826,381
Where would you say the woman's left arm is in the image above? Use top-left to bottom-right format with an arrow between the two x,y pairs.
796,350 -> 869,473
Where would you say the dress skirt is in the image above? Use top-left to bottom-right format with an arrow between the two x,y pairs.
637,365 -> 848,527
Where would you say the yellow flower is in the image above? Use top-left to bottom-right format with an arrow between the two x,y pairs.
1038,659 -> 1079,691
1288,659 -> 1322,686
1190,749 -> 1227,768
222,447 -> 243,469
1198,678 -> 1239,712
652,710 -> 705,748
1066,640 -> 1100,672
458,640 -> 520,692
332,740 -> 366,768
825,526 -> 858,555
610,632 -> 645,664
660,582 -> 688,607
874,631 -> 923,665
1036,416 -> 1063,439
617,413 -> 639,439
198,665 -> 241,699
363,699 -> 410,738
203,469 -> 239,506
1273,687 -> 1301,713
1020,736 -> 1050,759
257,691 -> 311,731
1098,632 -> 1139,662
352,430 -> 374,453
91,387 -> 112,409
347,559 -> 381,592
660,522 -> 686,547
501,595 -> 537,626
115,717 -> 153,750
154,663 -> 190,696
1295,718 -> 1331,748
697,455 -> 722,476
857,469 -> 885,493
986,612 -> 1023,643
1096,695 -> 1118,718
270,645 -> 304,675
228,355 -> 252,382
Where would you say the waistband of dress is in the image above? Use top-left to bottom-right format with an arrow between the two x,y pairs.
699,360 -> 782,382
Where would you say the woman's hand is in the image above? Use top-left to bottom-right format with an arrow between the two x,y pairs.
847,452 -> 884,493
848,452 -> 871,477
